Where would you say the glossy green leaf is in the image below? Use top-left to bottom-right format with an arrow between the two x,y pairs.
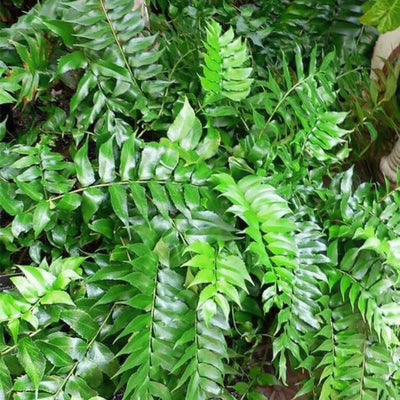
17,337 -> 46,391
74,138 -> 95,187
98,136 -> 116,183
82,187 -> 105,223
167,98 -> 202,151
57,51 -> 87,75
130,182 -> 149,223
0,181 -> 23,216
42,18 -> 75,45
120,135 -> 136,181
38,341 -> 74,367
41,290 -> 75,306
109,184 -> 129,228
61,309 -> 98,341
11,213 -> 32,237
147,181 -> 170,219
32,201 -> 51,238
57,193 -> 82,211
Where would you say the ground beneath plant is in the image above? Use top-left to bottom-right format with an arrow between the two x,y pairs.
258,372 -> 307,400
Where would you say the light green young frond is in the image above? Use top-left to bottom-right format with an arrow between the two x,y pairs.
174,311 -> 229,400
315,293 -> 399,400
184,241 -> 252,323
200,20 -> 253,102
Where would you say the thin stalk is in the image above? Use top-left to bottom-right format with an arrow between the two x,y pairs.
258,73 -> 317,139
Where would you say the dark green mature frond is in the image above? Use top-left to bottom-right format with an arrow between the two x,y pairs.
59,0 -> 166,129
115,260 -> 189,400
243,0 -> 376,65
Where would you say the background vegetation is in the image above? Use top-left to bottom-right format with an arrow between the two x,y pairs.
0,1 -> 399,399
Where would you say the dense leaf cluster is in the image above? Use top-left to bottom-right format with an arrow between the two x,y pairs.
0,1 -> 399,400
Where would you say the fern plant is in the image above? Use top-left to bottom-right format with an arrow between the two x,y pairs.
58,0 -> 167,133
0,2 -> 399,400
200,20 -> 253,102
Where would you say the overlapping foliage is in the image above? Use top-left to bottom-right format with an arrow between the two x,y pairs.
0,1 -> 399,400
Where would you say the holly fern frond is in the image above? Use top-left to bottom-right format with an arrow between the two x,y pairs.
200,20 -> 254,102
